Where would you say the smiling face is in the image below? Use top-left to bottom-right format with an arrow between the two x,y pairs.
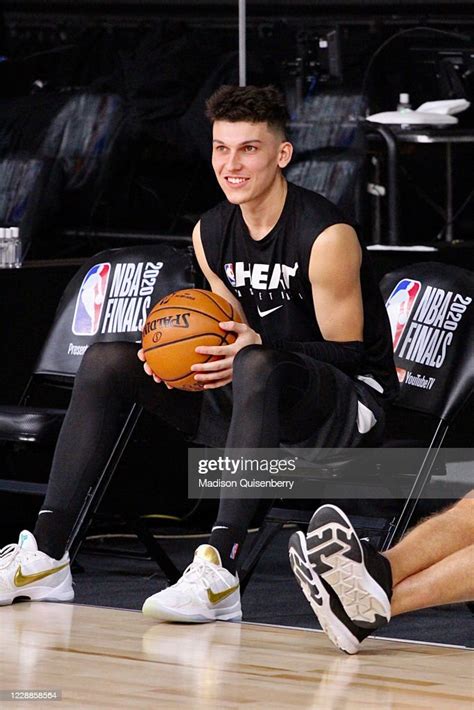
211,120 -> 293,208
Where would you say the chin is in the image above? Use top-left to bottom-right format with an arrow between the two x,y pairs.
221,190 -> 248,205
224,194 -> 247,205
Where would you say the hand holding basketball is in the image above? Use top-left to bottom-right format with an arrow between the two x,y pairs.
141,289 -> 244,391
137,348 -> 167,386
191,319 -> 262,389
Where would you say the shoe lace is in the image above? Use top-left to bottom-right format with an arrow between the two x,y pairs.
180,558 -> 230,590
180,558 -> 210,586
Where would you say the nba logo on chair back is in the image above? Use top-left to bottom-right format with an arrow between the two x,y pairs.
72,263 -> 111,335
385,279 -> 421,351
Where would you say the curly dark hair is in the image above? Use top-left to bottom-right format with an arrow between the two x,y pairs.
205,85 -> 289,137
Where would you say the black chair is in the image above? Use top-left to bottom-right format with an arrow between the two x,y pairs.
287,92 -> 368,225
240,261 -> 474,592
0,242 -> 197,581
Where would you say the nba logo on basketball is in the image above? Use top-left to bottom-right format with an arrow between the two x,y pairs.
385,279 -> 421,351
224,263 -> 236,287
72,263 -> 111,335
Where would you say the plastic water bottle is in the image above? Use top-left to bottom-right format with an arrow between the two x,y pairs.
0,227 -> 22,268
397,93 -> 412,113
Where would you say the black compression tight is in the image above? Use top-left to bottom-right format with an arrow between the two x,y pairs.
34,342 -> 197,559
35,342 -> 337,563
209,345 -> 336,564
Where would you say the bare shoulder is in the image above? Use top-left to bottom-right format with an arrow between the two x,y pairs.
309,223 -> 361,285
312,223 -> 361,257
192,220 -> 202,245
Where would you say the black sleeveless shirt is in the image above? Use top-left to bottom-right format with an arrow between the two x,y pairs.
200,181 -> 398,401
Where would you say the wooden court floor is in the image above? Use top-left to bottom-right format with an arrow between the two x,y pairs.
2,602 -> 472,709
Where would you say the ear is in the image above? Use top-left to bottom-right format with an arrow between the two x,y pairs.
277,141 -> 293,168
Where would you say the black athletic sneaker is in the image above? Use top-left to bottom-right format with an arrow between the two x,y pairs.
288,531 -> 373,654
305,504 -> 393,629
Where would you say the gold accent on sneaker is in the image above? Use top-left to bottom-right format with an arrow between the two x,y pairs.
14,563 -> 69,588
207,584 -> 239,605
195,545 -> 221,566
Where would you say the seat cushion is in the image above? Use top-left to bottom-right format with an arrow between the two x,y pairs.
0,406 -> 66,443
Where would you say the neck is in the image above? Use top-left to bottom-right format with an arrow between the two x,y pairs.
240,176 -> 288,240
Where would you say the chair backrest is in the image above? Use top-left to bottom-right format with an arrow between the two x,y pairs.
40,93 -> 123,190
287,92 -> 367,221
34,243 -> 196,378
380,261 -> 474,422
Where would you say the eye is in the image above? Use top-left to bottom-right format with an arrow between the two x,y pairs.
243,145 -> 257,152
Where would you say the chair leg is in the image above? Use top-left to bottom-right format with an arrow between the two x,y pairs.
130,516 -> 181,585
67,404 -> 143,562
381,420 -> 448,551
239,519 -> 285,595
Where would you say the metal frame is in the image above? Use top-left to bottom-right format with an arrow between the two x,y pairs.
381,418 -> 448,550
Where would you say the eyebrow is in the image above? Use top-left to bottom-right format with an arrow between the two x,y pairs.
212,139 -> 263,145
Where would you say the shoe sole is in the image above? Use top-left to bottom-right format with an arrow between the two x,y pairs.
289,531 -> 360,655
0,578 -> 74,606
142,597 -> 242,624
306,504 -> 390,627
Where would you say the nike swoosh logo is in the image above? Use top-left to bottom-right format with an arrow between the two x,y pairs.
257,305 -> 284,318
14,563 -> 69,588
207,584 -> 239,604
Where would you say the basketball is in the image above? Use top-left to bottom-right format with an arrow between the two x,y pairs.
141,288 -> 241,391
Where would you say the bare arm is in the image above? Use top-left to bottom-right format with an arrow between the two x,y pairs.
309,223 -> 363,342
192,222 -> 247,324
186,223 -> 262,389
260,223 -> 364,374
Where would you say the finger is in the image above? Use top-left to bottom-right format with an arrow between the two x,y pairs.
195,344 -> 231,356
219,320 -> 247,332
194,368 -> 232,383
164,382 -> 174,389
143,361 -> 160,381
191,358 -> 231,373
137,349 -> 145,362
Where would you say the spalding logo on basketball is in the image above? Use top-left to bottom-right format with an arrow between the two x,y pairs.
142,289 -> 241,391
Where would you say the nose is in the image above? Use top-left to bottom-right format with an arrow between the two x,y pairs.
226,150 -> 242,171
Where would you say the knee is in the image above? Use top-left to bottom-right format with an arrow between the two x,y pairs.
233,345 -> 282,391
78,342 -> 133,383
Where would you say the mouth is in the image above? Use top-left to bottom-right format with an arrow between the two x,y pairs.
224,176 -> 250,187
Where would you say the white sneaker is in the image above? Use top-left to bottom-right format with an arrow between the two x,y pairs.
0,530 -> 74,606
142,544 -> 242,623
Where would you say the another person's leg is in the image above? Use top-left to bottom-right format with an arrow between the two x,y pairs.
391,544 -> 474,615
387,492 -> 474,614
385,492 -> 474,586
290,491 -> 474,653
